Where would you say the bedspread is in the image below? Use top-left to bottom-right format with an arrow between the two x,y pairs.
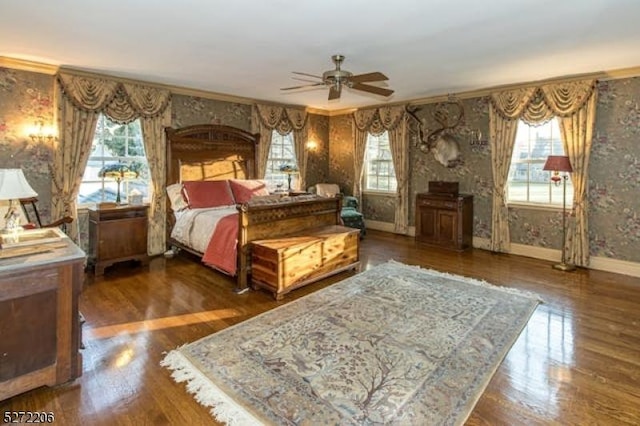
202,213 -> 239,276
171,206 -> 239,275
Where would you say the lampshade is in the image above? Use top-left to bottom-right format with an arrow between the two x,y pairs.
542,155 -> 573,173
0,169 -> 38,200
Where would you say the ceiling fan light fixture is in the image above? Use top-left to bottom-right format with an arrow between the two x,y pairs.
281,54 -> 393,100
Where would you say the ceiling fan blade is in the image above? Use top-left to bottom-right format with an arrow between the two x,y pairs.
292,71 -> 323,79
281,82 -> 325,91
351,82 -> 394,97
292,76 -> 323,84
349,72 -> 388,83
328,85 -> 341,100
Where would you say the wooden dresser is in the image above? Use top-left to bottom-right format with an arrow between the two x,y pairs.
415,184 -> 473,251
89,204 -> 149,275
0,228 -> 85,401
251,225 -> 360,300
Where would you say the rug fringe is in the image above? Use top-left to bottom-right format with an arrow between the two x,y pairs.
160,350 -> 264,426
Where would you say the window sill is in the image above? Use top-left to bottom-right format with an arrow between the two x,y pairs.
363,190 -> 396,197
507,202 -> 568,212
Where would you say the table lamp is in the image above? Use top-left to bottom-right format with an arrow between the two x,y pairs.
0,169 -> 38,233
542,155 -> 575,272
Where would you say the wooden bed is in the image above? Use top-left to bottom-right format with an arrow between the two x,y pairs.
165,124 -> 343,293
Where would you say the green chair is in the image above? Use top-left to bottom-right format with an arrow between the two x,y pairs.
309,184 -> 366,237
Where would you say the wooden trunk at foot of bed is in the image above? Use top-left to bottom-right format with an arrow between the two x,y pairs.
236,196 -> 342,291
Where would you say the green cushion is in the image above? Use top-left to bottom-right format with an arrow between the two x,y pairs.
341,208 -> 362,219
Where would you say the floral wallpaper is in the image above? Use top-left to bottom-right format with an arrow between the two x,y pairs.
305,113 -> 330,189
171,94 -> 252,131
588,79 -> 640,261
0,67 -> 54,225
328,113 -> 355,195
327,78 -> 640,263
2,66 -> 639,264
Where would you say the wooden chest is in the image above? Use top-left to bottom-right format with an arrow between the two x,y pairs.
251,225 -> 360,300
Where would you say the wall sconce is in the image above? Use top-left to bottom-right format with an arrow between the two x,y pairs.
469,130 -> 488,148
28,118 -> 57,143
305,140 -> 318,151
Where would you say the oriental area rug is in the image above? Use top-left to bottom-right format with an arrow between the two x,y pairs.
161,261 -> 541,425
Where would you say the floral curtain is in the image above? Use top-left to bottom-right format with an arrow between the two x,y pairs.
489,80 -> 597,266
353,105 -> 408,234
54,71 -> 171,254
252,104 -> 308,188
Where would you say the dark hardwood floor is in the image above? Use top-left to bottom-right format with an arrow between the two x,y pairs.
2,230 -> 639,425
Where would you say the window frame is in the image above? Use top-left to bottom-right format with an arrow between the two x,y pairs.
77,114 -> 150,208
363,131 -> 397,195
264,130 -> 298,192
506,118 -> 573,209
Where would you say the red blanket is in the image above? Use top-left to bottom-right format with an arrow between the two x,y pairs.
201,212 -> 239,276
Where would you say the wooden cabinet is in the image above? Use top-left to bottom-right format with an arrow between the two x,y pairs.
415,192 -> 473,251
251,225 -> 360,300
0,228 -> 85,401
89,205 -> 149,275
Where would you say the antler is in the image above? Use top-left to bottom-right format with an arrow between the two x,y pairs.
426,97 -> 465,145
405,105 -> 428,150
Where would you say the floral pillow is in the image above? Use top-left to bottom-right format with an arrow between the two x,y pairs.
229,179 -> 270,203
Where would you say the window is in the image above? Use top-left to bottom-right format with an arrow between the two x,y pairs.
364,131 -> 396,192
507,119 -> 573,206
78,114 -> 150,205
264,131 -> 298,191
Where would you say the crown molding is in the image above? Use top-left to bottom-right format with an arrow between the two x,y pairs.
3,56 -> 640,114
0,56 -> 58,75
408,66 -> 640,106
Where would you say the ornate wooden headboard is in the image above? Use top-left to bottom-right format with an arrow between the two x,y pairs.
165,124 -> 260,185
164,124 -> 260,243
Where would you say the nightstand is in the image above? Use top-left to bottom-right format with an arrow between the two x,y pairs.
88,204 -> 149,275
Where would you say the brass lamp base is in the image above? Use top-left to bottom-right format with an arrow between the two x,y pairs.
553,262 -> 576,272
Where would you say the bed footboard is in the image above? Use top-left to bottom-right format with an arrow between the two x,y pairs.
235,196 -> 342,292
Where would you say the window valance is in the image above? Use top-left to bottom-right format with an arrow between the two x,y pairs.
353,105 -> 406,135
490,79 -> 596,123
57,72 -> 171,123
254,104 -> 308,135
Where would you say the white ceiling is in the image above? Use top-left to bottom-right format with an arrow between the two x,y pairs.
1,0 -> 639,112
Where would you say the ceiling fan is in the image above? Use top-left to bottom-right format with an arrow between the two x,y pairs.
281,54 -> 394,100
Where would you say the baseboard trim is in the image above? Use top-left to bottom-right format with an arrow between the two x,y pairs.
473,237 -> 640,278
369,225 -> 640,278
364,220 -> 400,234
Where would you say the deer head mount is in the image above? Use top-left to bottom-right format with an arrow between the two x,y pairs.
406,97 -> 465,168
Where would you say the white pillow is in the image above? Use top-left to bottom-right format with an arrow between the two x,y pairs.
316,183 -> 340,198
166,183 -> 188,212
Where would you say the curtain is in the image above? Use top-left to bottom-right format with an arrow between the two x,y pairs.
384,107 -> 409,234
52,84 -> 99,243
252,104 -> 308,186
490,80 -> 597,265
54,71 -> 171,254
352,108 -> 379,205
353,106 -> 408,234
286,108 -> 309,190
488,105 -> 519,252
547,83 -> 598,267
